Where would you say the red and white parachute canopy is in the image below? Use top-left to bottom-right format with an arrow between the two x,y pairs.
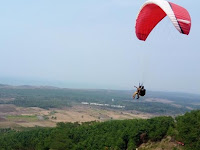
135,0 -> 191,41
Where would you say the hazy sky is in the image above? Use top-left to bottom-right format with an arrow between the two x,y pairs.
0,0 -> 199,94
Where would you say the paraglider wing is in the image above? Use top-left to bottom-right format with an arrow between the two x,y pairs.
135,0 -> 191,41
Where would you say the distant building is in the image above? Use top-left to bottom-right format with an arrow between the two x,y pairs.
81,102 -> 89,105
81,102 -> 125,109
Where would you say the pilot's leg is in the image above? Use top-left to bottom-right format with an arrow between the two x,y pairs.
136,94 -> 140,99
133,92 -> 138,99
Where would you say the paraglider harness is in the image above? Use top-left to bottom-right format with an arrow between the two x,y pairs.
138,83 -> 146,96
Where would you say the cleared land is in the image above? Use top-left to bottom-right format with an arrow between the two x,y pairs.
0,104 -> 152,128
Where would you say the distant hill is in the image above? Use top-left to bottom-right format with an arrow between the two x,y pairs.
0,84 -> 58,89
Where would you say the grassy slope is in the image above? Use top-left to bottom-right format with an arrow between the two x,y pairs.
139,136 -> 183,150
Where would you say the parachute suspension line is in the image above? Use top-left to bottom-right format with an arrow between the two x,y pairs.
137,45 -> 147,86
136,40 -> 151,90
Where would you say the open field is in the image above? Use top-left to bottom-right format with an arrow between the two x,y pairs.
0,104 -> 152,128
1,85 -> 199,115
0,85 -> 199,129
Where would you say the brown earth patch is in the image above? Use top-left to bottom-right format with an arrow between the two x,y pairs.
0,104 -> 152,128
17,121 -> 56,127
0,117 -> 6,122
0,104 -> 17,113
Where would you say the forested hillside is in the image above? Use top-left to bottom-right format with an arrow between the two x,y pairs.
0,110 -> 199,150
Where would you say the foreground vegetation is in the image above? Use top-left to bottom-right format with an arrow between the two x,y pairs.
0,110 -> 199,150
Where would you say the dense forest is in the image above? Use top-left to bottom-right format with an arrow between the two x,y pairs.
1,85 -> 200,115
0,110 -> 199,150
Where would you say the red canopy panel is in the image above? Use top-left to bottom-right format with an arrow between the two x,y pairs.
135,0 -> 191,41
169,2 -> 191,35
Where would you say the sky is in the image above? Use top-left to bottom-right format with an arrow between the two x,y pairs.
0,0 -> 199,94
